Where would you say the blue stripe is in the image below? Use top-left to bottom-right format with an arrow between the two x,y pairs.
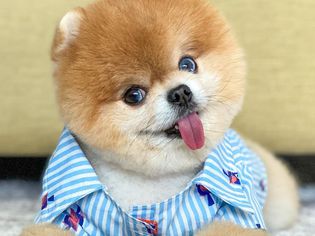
78,229 -> 86,236
150,204 -> 156,220
169,197 -> 179,236
228,205 -> 242,226
193,188 -> 208,224
244,210 -> 257,227
98,197 -> 108,233
131,205 -> 139,235
140,205 -> 147,219
218,204 -> 229,222
181,191 -> 193,234
105,202 -> 114,235
121,208 -> 129,236
236,207 -> 248,226
92,192 -> 101,228
164,199 -> 177,235
157,201 -> 165,235
187,191 -> 201,229
174,194 -> 186,235
208,195 -> 218,220
113,207 -> 120,235
82,194 -> 93,221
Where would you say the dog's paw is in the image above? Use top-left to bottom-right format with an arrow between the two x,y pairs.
196,222 -> 267,236
20,224 -> 73,236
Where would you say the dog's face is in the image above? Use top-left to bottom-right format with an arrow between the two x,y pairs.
52,0 -> 246,176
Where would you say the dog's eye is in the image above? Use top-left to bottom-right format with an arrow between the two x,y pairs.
124,87 -> 146,105
178,56 -> 197,73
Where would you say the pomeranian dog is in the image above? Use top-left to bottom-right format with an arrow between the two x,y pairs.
22,0 -> 299,235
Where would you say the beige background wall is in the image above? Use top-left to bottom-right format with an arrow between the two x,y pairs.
0,0 -> 314,156
212,0 -> 315,154
0,0 -> 92,156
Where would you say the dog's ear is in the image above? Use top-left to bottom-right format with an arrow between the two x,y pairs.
51,8 -> 85,62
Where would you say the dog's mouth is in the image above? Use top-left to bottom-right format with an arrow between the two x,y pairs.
164,124 -> 180,138
141,111 -> 205,150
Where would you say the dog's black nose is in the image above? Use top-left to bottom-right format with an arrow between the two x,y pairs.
167,84 -> 193,106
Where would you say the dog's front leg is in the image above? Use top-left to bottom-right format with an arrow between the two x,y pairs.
196,222 -> 267,236
20,224 -> 72,236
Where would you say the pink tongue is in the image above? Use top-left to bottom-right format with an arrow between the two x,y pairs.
177,112 -> 205,150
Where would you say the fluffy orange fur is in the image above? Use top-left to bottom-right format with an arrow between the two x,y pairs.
52,0 -> 245,161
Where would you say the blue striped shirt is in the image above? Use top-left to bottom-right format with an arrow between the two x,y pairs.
36,128 -> 267,235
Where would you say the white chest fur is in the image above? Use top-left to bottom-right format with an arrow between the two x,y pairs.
89,155 -> 197,211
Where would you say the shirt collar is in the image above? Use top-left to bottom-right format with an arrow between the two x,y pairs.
193,130 -> 255,213
38,128 -> 103,222
38,128 -> 254,223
